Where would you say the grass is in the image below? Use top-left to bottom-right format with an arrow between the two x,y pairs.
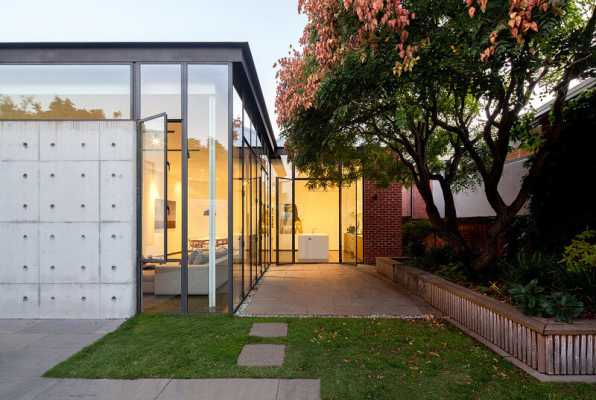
45,314 -> 595,400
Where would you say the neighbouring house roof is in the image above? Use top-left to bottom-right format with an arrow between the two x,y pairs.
533,77 -> 596,119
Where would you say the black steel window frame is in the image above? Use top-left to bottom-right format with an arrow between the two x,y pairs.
0,43 -> 278,316
275,168 -> 363,266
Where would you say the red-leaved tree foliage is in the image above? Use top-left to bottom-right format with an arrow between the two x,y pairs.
276,0 -> 595,272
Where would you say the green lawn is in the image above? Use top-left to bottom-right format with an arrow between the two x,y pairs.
45,315 -> 594,400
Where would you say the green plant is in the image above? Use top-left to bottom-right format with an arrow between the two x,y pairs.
508,279 -> 547,316
402,220 -> 433,257
501,250 -> 564,291
561,230 -> 596,273
541,293 -> 584,323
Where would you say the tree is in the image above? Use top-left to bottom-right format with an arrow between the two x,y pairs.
276,0 -> 596,273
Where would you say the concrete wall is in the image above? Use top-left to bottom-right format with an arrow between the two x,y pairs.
0,121 -> 136,319
431,158 -> 529,218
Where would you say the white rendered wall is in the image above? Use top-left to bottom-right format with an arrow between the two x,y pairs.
0,121 -> 137,319
431,158 -> 530,218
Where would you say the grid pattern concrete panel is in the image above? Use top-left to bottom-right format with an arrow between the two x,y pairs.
0,121 -> 136,319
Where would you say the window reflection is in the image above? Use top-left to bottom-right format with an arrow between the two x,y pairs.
141,64 -> 181,119
0,65 -> 130,119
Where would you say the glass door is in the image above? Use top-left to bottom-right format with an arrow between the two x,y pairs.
276,177 -> 294,264
140,113 -> 182,313
140,113 -> 168,262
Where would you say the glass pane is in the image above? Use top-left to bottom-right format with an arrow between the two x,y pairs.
141,115 -> 167,260
341,181 -> 362,264
356,178 -> 364,263
141,115 -> 182,314
187,64 -> 229,313
243,139 -> 252,295
232,88 -> 244,309
277,178 -> 294,264
252,151 -> 259,284
294,181 -> 340,263
0,65 -> 130,119
141,64 -> 181,119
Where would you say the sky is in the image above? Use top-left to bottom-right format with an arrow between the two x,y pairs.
0,0 -> 306,137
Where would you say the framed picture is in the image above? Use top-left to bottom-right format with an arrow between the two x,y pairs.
155,199 -> 176,230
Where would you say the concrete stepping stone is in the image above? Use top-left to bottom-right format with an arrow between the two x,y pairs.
237,344 -> 286,367
250,322 -> 288,338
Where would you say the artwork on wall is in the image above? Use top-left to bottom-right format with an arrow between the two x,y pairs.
280,203 -> 302,234
155,199 -> 176,230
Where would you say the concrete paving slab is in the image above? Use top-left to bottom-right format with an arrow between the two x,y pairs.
0,378 -> 58,400
237,344 -> 286,367
18,319 -> 108,335
26,333 -> 102,350
0,319 -> 42,334
277,379 -> 321,400
158,379 -> 279,400
250,322 -> 288,337
0,333 -> 47,351
95,319 -> 126,333
0,347 -> 78,378
241,264 -> 428,317
37,378 -> 170,400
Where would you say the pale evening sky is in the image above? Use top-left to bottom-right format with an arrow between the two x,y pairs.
0,0 -> 307,137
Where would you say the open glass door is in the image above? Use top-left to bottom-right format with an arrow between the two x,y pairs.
141,113 -> 168,261
140,113 -> 181,313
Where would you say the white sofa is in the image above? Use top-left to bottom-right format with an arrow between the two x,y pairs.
154,262 -> 228,295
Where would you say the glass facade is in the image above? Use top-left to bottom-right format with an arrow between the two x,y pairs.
0,65 -> 130,119
137,63 -> 268,314
0,47 -> 360,316
274,158 -> 364,265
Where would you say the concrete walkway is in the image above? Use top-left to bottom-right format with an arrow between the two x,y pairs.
0,319 -> 320,400
240,264 -> 434,317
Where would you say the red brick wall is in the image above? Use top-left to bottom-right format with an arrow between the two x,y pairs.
401,185 -> 428,219
363,180 -> 403,264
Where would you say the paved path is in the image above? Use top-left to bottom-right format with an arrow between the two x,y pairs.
0,319 -> 319,400
240,264 -> 434,317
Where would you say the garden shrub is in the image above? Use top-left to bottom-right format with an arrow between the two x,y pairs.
402,219 -> 433,257
508,280 -> 584,322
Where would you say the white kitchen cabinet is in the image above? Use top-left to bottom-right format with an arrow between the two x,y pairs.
297,234 -> 329,262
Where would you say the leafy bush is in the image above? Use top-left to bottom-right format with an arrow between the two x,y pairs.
561,230 -> 596,273
508,280 -> 584,322
508,279 -> 546,316
500,250 -> 563,290
402,220 -> 433,257
542,293 -> 584,323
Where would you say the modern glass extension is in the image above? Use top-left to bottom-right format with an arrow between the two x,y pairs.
0,43 -> 364,316
0,43 -> 278,314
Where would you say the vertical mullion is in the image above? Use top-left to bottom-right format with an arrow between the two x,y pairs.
276,177 -> 280,265
338,165 -> 342,265
241,111 -> 245,298
355,180 -> 358,265
181,63 -> 189,314
227,62 -> 233,313
133,62 -> 142,313
163,115 -> 168,261
291,166 -> 295,264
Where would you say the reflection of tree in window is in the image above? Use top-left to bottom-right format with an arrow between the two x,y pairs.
0,95 -> 123,119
